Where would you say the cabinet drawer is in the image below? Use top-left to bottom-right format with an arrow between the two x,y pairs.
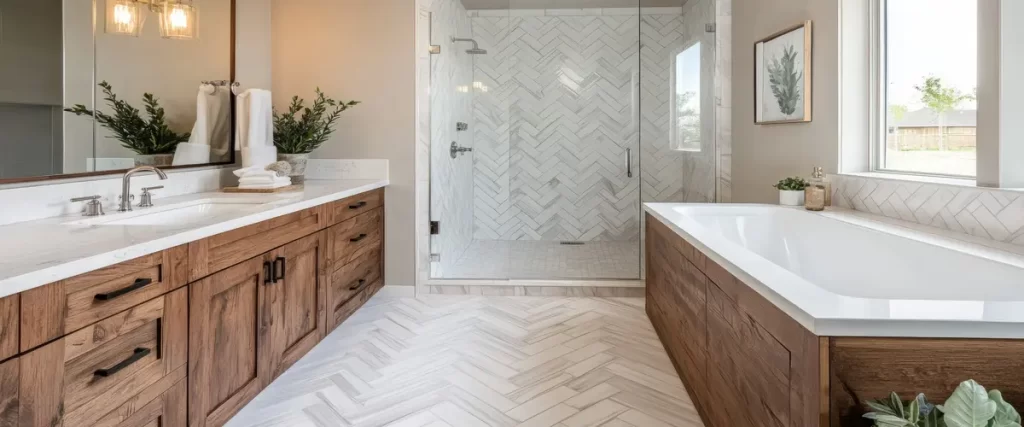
328,208 -> 383,267
325,188 -> 383,227
20,245 -> 188,352
14,288 -> 187,427
329,266 -> 385,330
189,206 -> 326,281
90,376 -> 186,427
328,242 -> 381,317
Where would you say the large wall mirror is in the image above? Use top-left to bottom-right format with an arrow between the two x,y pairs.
0,0 -> 234,183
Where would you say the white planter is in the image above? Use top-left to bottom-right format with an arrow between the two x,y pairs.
779,190 -> 805,206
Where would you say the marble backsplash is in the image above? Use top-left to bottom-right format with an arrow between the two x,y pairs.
832,174 -> 1024,252
0,159 -> 388,226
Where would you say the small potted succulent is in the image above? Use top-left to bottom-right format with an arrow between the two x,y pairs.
273,89 -> 360,183
65,81 -> 190,167
774,176 -> 810,206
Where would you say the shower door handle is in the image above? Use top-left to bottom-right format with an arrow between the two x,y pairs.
625,148 -> 633,178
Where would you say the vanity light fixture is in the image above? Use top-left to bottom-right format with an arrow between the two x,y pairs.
104,0 -> 198,40
159,0 -> 198,40
106,0 -> 144,37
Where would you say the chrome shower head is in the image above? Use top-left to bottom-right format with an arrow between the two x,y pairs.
451,37 -> 487,55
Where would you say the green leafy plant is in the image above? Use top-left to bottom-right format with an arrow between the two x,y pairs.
863,380 -> 1021,427
273,89 -> 360,154
64,81 -> 190,155
773,176 -> 809,191
766,44 -> 804,116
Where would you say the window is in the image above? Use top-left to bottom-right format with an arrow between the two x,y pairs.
671,42 -> 701,152
879,0 -> 978,177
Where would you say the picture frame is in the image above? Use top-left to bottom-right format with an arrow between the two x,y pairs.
755,20 -> 812,124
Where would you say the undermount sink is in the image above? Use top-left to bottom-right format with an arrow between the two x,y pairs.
65,198 -> 272,227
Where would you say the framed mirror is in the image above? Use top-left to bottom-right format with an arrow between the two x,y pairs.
0,0 -> 235,184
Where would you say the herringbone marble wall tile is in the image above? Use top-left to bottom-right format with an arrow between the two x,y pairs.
833,174 -> 1024,252
470,7 -> 718,243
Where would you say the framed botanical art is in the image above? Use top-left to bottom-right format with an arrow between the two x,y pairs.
755,21 -> 812,124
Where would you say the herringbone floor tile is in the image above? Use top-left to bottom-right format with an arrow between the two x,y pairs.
227,295 -> 703,427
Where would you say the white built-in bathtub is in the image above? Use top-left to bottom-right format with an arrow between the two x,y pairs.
644,203 -> 1024,338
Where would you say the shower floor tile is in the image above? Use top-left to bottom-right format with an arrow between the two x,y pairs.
443,240 -> 640,279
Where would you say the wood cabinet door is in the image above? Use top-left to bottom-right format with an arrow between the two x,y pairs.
264,232 -> 327,379
188,255 -> 271,427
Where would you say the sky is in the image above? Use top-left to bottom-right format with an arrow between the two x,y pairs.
887,0 -> 978,110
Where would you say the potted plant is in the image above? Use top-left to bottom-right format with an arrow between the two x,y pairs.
65,81 -> 190,167
273,89 -> 360,183
773,176 -> 810,206
863,380 -> 1020,427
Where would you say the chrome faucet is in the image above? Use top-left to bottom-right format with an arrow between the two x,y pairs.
120,166 -> 168,212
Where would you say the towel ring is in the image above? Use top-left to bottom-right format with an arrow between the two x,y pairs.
200,80 -> 240,94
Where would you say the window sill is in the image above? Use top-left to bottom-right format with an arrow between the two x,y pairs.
837,172 -> 981,189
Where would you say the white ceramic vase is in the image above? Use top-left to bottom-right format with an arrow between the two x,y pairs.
779,190 -> 805,206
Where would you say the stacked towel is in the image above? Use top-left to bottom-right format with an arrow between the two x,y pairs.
238,176 -> 292,189
233,165 -> 292,189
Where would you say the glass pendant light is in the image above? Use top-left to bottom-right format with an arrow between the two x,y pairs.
106,0 -> 144,37
159,0 -> 198,40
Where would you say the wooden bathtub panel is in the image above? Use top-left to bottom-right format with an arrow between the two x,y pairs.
645,213 -> 822,427
830,337 -> 1024,426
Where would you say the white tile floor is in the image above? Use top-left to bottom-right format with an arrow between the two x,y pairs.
442,240 -> 641,280
227,295 -> 703,427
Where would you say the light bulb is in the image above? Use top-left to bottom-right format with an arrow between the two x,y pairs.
160,2 -> 197,39
169,7 -> 188,29
107,0 -> 142,36
113,4 -> 134,25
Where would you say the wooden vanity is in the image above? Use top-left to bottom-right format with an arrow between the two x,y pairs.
645,213 -> 1024,427
0,188 -> 385,427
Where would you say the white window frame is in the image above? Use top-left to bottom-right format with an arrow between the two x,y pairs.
869,0 -> 978,180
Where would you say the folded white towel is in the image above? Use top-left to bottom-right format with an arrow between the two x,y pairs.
238,181 -> 292,190
239,176 -> 291,186
232,166 -> 280,179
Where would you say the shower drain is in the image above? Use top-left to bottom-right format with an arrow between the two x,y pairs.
560,241 -> 585,246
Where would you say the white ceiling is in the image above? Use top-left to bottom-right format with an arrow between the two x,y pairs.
461,0 -> 686,9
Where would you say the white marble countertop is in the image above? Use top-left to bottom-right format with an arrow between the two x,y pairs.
0,179 -> 388,298
645,203 -> 1024,339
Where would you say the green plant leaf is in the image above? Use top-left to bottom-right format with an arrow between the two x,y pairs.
273,89 -> 359,154
989,390 -> 1022,427
939,380 -> 997,427
920,407 -> 947,427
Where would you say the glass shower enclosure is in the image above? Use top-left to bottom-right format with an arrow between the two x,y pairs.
428,0 -> 717,281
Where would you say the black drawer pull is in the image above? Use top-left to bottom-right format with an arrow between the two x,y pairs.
94,347 -> 151,377
274,257 -> 286,282
263,261 -> 273,285
349,279 -> 366,291
95,278 -> 153,301
348,201 -> 368,210
349,234 -> 368,243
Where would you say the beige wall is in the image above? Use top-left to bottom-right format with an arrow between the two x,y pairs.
272,0 -> 416,287
732,0 -> 839,203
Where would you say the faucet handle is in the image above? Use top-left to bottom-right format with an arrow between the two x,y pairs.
139,186 -> 162,208
71,195 -> 104,217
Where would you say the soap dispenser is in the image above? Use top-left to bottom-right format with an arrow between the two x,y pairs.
809,166 -> 832,206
